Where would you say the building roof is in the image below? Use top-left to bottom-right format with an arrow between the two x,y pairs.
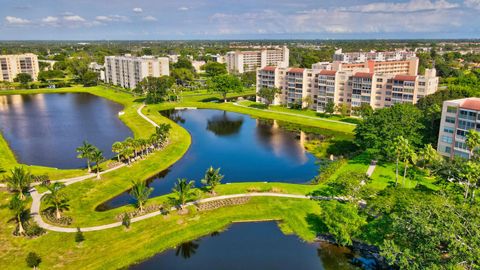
394,75 -> 417,81
262,66 -> 277,71
354,72 -> 373,78
319,70 -> 337,76
460,98 -> 480,111
287,68 -> 305,73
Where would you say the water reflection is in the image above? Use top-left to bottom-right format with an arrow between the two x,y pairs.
206,111 -> 244,136
175,241 -> 200,259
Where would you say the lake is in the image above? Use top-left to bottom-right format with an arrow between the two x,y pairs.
0,93 -> 132,169
129,222 -> 358,270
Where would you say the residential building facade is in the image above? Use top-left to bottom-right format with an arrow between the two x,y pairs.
226,46 -> 289,74
437,98 -> 480,159
0,53 -> 40,82
104,55 -> 169,89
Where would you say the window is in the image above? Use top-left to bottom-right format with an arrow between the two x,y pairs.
443,127 -> 454,134
444,146 -> 451,154
446,106 -> 457,113
377,78 -> 383,82
445,117 -> 456,124
441,135 -> 453,144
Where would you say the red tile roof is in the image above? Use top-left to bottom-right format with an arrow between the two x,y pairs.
354,72 -> 373,78
262,66 -> 277,71
319,70 -> 337,76
394,75 -> 417,81
288,68 -> 305,73
460,98 -> 480,111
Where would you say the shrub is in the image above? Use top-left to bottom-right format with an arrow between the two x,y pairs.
26,252 -> 41,269
313,159 -> 347,184
122,213 -> 131,229
75,228 -> 84,243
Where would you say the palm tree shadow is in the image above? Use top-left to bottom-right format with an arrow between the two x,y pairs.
305,213 -> 328,235
175,240 -> 200,259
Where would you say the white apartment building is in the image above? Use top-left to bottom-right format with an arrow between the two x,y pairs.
105,55 -> 169,89
88,62 -> 105,81
226,46 -> 289,74
256,60 -> 438,111
333,49 -> 417,63
0,53 -> 40,82
437,98 -> 480,159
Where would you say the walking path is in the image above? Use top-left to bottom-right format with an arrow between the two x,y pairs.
366,161 -> 377,177
30,192 -> 346,233
232,102 -> 357,126
137,104 -> 159,128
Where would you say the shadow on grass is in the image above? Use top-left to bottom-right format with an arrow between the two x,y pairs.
248,103 -> 268,109
306,213 -> 328,235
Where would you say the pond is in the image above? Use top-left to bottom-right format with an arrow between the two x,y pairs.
0,93 -> 132,169
129,222 -> 358,270
98,109 -> 344,210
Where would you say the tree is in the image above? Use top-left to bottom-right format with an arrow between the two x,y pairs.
111,141 -> 124,162
320,201 -> 366,246
302,96 -> 313,109
240,71 -> 256,87
135,76 -> 175,104
201,167 -> 224,195
173,57 -> 193,70
324,100 -> 335,115
355,103 -> 424,156
257,87 -> 280,107
25,252 -> 41,269
9,195 -> 29,235
171,68 -> 194,85
388,136 -> 404,187
122,213 -> 131,229
172,178 -> 195,208
203,62 -> 227,77
336,103 -> 349,117
418,144 -> 442,170
465,129 -> 480,160
326,171 -> 371,202
208,74 -> 243,102
81,71 -> 99,87
43,182 -> 69,219
4,167 -> 32,200
90,149 -> 104,179
76,141 -> 95,172
352,103 -> 373,118
38,70 -> 64,81
399,139 -> 417,187
129,180 -> 153,212
14,73 -> 33,86
75,228 -> 85,243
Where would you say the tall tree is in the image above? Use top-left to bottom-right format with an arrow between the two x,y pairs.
325,100 -> 335,115
208,74 -> 243,102
43,182 -> 69,219
257,87 -> 280,107
4,167 -> 32,200
129,181 -> 153,212
90,149 -> 104,179
172,178 -> 195,208
111,141 -> 124,162
9,195 -> 29,235
201,167 -> 224,195
465,129 -> 480,160
14,73 -> 33,86
76,141 -> 95,172
203,62 -> 227,77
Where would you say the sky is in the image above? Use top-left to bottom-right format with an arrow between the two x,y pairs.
1,0 -> 480,40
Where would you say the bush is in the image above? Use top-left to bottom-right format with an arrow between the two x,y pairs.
313,159 -> 347,184
26,252 -> 41,269
320,201 -> 366,246
25,224 -> 46,237
75,228 -> 84,243
122,213 -> 131,229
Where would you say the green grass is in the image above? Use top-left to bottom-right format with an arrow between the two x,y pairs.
180,88 -> 256,102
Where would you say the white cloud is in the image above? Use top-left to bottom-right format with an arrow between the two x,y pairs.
133,7 -> 143,13
95,15 -> 129,22
41,16 -> 59,23
465,0 -> 480,10
5,16 -> 30,25
179,7 -> 189,11
63,15 -> 86,22
344,0 -> 458,13
142,16 -> 158,21
62,11 -> 74,16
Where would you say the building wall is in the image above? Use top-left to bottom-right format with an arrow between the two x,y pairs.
0,53 -> 40,82
227,46 -> 289,74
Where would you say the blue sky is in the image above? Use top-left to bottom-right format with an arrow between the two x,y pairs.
1,0 -> 479,40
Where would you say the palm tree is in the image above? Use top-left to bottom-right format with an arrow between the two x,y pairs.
129,181 -> 153,212
4,167 -> 32,200
9,195 -> 29,235
419,144 -> 441,174
76,141 -> 95,172
388,136 -> 403,187
124,137 -> 135,158
43,182 -> 69,219
111,142 -> 124,162
201,167 -> 224,195
399,138 -> 416,187
172,178 -> 195,209
155,124 -> 171,146
123,147 -> 134,165
90,149 -> 104,179
466,129 -> 480,160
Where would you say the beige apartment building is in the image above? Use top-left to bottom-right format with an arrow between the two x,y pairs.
437,98 -> 480,159
226,46 -> 289,74
0,53 -> 40,82
105,55 -> 169,89
256,50 -> 438,111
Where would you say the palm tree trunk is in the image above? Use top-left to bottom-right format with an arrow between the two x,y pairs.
471,189 -> 476,204
96,165 -> 100,179
395,157 -> 399,187
87,160 -> 91,173
464,182 -> 470,201
19,191 -> 25,200
117,155 -> 120,162
56,206 -> 61,219
17,216 -> 25,235
403,160 -> 408,187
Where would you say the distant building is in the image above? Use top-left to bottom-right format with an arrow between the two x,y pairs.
208,54 -> 226,63
38,59 -> 57,71
168,54 -> 180,64
192,60 -> 206,73
256,49 -> 438,111
88,62 -> 105,81
333,48 -> 417,64
0,53 -> 40,82
226,46 -> 289,74
104,55 -> 169,89
437,98 -> 480,159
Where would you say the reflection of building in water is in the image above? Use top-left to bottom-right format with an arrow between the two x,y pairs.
206,112 -> 244,136
0,96 -> 7,112
256,119 -> 308,164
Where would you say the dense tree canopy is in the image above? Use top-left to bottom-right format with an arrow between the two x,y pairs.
134,76 -> 175,104
207,74 -> 242,102
203,62 -> 227,77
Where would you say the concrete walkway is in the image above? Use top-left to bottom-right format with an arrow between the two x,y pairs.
366,161 -> 377,177
137,104 -> 159,128
232,102 -> 357,126
31,192 -> 346,233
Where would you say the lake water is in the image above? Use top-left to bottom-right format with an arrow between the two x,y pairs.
98,109 -> 322,209
0,93 -> 132,169
129,222 -> 358,270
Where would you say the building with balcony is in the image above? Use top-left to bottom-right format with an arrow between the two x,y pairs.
226,46 -> 289,74
0,53 -> 40,82
437,98 -> 480,159
104,55 -> 169,89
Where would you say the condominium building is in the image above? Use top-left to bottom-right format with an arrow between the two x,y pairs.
0,53 -> 40,82
104,55 -> 169,89
333,49 -> 417,63
256,59 -> 438,111
437,98 -> 480,159
226,46 -> 289,74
